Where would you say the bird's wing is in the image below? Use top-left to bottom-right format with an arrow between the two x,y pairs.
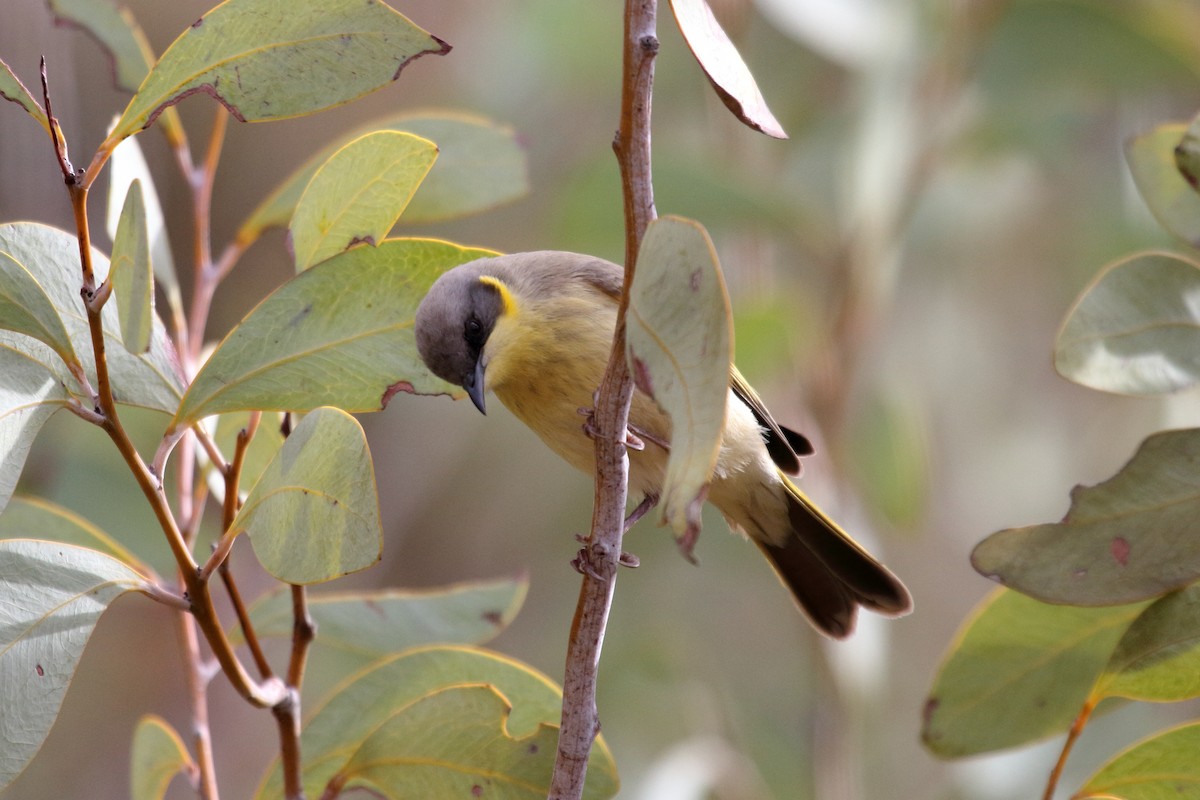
730,367 -> 813,475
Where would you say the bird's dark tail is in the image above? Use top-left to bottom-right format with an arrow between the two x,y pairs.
755,477 -> 911,638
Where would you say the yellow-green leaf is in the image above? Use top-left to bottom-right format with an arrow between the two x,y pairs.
233,407 -> 381,585
1093,585 -> 1200,703
241,575 -> 528,658
1175,111 -> 1200,191
1056,252 -> 1200,395
0,249 -> 78,368
106,0 -> 450,145
626,216 -> 732,543
290,131 -> 437,271
0,540 -> 147,792
0,58 -> 50,134
922,588 -> 1146,758
254,646 -> 619,800
1078,722 -> 1200,799
1127,123 -> 1200,247
668,0 -> 786,139
0,495 -> 143,570
0,344 -> 70,515
973,428 -> 1200,606
110,180 -> 154,353
200,411 -> 286,507
130,715 -> 195,800
175,238 -> 495,426
239,111 -> 529,244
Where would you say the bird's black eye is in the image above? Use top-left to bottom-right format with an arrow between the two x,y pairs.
464,314 -> 485,349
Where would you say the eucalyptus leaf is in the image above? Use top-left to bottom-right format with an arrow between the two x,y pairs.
0,540 -> 147,792
0,495 -> 143,570
1175,111 -> 1200,191
1078,722 -> 1200,799
1056,252 -> 1200,395
1127,123 -> 1200,247
1094,585 -> 1200,702
241,575 -> 528,658
973,428 -> 1200,605
234,407 -> 381,585
0,345 -> 71,514
290,131 -> 438,271
254,646 -> 619,800
106,0 -> 450,144
0,249 -> 78,368
175,238 -> 495,426
626,216 -> 731,543
0,58 -> 50,134
109,180 -> 154,353
130,715 -> 195,800
922,588 -> 1146,758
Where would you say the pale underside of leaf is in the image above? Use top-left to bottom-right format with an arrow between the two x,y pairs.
0,345 -> 71,514
0,59 -> 50,134
1127,123 -> 1200,248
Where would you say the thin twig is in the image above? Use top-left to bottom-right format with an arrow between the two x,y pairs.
187,107 -> 229,364
549,2 -> 658,797
276,585 -> 315,799
177,606 -> 221,800
286,584 -> 316,689
1043,699 -> 1095,800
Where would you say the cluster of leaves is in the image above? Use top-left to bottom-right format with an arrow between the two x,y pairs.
0,0 -> 628,798
923,113 -> 1200,798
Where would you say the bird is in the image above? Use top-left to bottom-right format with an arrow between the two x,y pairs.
414,250 -> 911,637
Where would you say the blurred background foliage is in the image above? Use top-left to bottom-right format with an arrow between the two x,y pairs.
4,0 -> 1200,798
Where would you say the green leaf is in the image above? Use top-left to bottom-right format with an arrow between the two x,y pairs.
0,58 -> 50,134
1056,252 -> 1200,395
106,134 -> 182,321
242,575 -> 528,658
0,495 -> 144,570
233,407 -> 381,585
49,0 -> 186,148
668,0 -> 786,139
130,714 -> 195,800
239,111 -> 529,244
0,539 -> 147,792
329,684 -> 565,798
106,0 -> 450,145
254,646 -> 619,800
175,238 -> 494,426
1127,123 -> 1200,247
1077,721 -> 1200,799
0,249 -> 78,367
972,428 -> 1200,605
0,223 -> 185,414
0,344 -> 71,514
1093,585 -> 1200,702
110,180 -> 154,353
290,131 -> 438,271
922,588 -> 1147,758
201,411 -> 286,506
626,216 -> 732,544
1175,111 -> 1200,191
847,388 -> 929,529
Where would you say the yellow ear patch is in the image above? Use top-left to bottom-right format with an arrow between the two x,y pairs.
479,275 -> 519,317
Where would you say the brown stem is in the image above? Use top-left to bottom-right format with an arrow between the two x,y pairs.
549,2 -> 657,797
177,595 -> 221,800
186,107 -> 229,364
1043,699 -> 1095,800
287,584 -> 316,689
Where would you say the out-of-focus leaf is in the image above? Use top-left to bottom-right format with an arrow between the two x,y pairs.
0,540 -> 147,792
174,238 -> 495,426
1127,123 -> 1200,247
200,412 -> 286,507
1056,252 -> 1200,395
847,389 -> 929,529
239,111 -> 529,243
0,344 -> 71,515
109,180 -> 154,353
626,216 -> 731,547
290,131 -> 437,271
668,0 -> 786,139
106,0 -> 450,145
0,223 -> 185,414
1175,111 -> 1200,191
0,495 -> 143,569
49,0 -> 152,94
254,646 -> 619,800
106,133 -> 181,320
0,249 -> 78,367
922,588 -> 1146,758
233,408 -> 380,585
329,685 -> 566,798
242,575 -> 528,657
972,428 -> 1200,605
1093,585 -> 1200,702
0,59 -> 50,134
1077,722 -> 1200,799
130,715 -> 195,800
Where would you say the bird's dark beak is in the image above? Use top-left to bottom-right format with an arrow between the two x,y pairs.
463,358 -> 487,414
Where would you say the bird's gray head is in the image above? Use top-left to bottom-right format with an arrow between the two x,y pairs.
414,261 -> 506,414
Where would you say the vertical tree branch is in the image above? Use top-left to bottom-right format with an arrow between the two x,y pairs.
550,2 -> 658,797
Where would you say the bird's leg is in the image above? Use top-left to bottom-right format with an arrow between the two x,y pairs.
577,393 -> 669,452
571,494 -> 658,576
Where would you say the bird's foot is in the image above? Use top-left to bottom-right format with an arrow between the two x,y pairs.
572,533 -> 640,575
577,404 -> 668,452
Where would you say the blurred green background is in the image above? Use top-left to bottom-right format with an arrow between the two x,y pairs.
4,0 -> 1200,798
